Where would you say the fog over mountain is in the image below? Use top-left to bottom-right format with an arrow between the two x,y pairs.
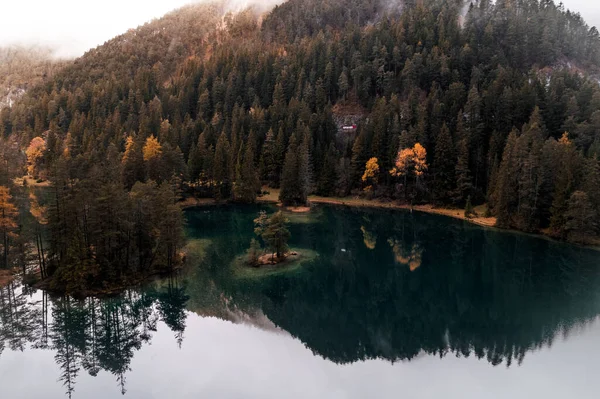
1,0 -> 597,59
0,0 -> 280,58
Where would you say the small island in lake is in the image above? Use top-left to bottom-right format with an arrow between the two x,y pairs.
231,210 -> 318,278
232,247 -> 318,279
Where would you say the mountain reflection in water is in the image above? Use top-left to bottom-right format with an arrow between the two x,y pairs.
1,204 -> 600,398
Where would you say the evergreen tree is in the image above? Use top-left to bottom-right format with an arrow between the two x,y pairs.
188,133 -> 208,185
254,211 -> 291,260
454,138 -> 473,205
583,156 -> 600,214
122,136 -> 145,189
234,142 -> 260,203
564,191 -> 598,243
494,129 -> 519,228
432,124 -> 455,203
317,143 -> 338,197
464,195 -> 475,219
350,128 -> 369,190
550,133 -> 581,236
279,134 -> 308,206
213,132 -> 233,202
260,128 -> 278,187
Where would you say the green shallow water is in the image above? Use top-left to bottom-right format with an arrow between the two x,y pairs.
2,204 -> 600,398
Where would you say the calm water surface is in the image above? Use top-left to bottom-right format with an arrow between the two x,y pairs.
1,204 -> 600,398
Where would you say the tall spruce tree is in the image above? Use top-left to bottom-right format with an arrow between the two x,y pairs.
279,133 -> 309,206
234,142 -> 260,203
213,132 -> 233,202
493,129 -> 519,228
432,124 -> 455,203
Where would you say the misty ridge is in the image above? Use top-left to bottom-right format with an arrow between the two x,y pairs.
1,0 -> 595,62
1,0 -> 598,109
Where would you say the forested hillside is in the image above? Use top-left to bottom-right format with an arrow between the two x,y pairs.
1,0 -> 600,292
0,45 -> 68,109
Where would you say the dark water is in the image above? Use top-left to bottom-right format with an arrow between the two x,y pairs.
2,204 -> 600,398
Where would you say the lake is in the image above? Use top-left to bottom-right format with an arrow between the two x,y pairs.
1,204 -> 600,398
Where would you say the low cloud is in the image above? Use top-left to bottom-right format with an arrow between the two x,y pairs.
0,0 -> 288,59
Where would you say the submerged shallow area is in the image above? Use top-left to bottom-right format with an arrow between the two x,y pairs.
2,204 -> 600,398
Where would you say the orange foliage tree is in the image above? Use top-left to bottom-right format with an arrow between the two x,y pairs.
389,143 -> 428,200
26,137 -> 46,179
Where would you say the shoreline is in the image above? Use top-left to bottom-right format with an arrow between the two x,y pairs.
180,190 -> 600,252
254,188 -> 497,228
179,191 -> 495,227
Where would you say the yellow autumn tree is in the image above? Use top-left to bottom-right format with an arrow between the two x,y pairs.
389,143 -> 428,199
143,135 -> 162,161
412,143 -> 428,178
361,157 -> 380,192
122,136 -> 135,163
26,137 -> 46,179
0,186 -> 18,269
143,135 -> 164,182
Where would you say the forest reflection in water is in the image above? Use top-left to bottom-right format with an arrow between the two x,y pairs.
0,277 -> 189,397
1,204 -> 600,397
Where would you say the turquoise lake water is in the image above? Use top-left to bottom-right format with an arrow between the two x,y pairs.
1,204 -> 600,398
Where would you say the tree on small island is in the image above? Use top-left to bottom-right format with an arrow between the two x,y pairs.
251,211 -> 291,265
246,238 -> 262,266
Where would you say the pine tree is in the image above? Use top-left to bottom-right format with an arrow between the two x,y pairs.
351,128 -> 369,189
432,124 -> 455,203
583,156 -> 600,214
234,142 -> 260,203
188,133 -> 208,184
299,128 -> 312,199
260,128 -> 278,187
317,143 -> 338,196
213,132 -> 233,202
454,138 -> 473,205
464,195 -> 475,219
514,114 -> 544,232
494,129 -> 519,228
254,211 -> 291,260
564,191 -> 598,243
122,136 -> 145,189
550,133 -> 581,236
279,133 -> 308,206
